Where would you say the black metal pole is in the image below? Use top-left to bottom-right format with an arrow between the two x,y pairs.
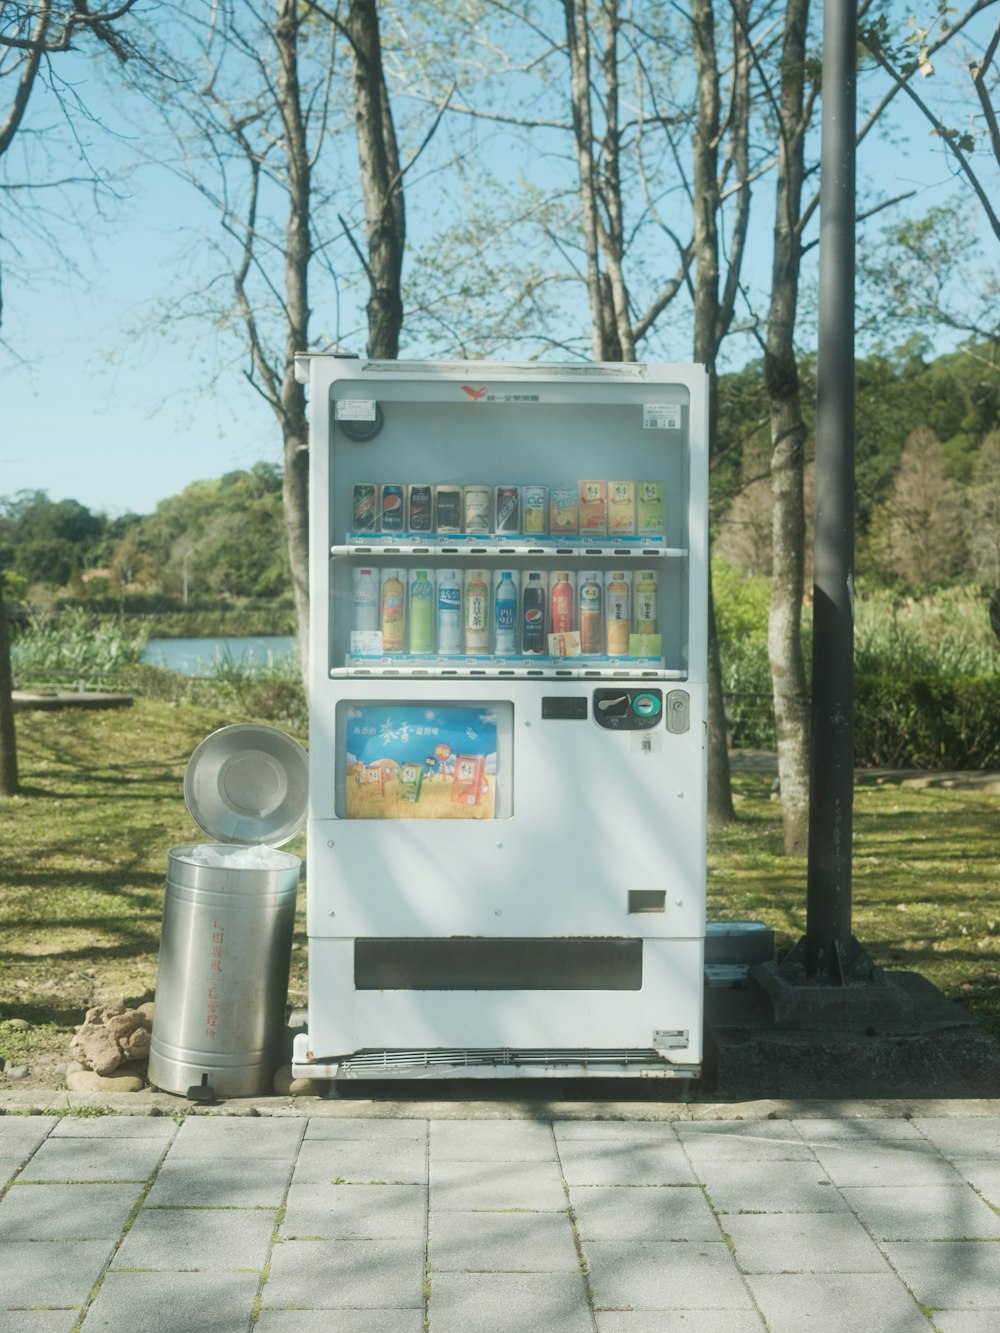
807,0 -> 857,981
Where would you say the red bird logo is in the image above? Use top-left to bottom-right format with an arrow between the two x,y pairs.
461,385 -> 488,400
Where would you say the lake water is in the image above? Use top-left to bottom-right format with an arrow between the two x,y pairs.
142,635 -> 296,676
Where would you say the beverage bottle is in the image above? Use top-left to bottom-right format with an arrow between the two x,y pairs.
521,572 -> 546,654
634,570 -> 658,634
578,572 -> 603,654
464,569 -> 490,655
352,568 -> 379,632
550,571 -> 574,634
494,570 -> 518,655
380,569 -> 405,654
408,569 -> 433,654
606,571 -> 630,656
436,569 -> 462,654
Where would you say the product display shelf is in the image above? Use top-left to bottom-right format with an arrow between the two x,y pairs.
331,542 -> 684,559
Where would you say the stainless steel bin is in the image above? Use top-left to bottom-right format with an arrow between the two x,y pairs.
148,724 -> 308,1098
147,846 -> 300,1097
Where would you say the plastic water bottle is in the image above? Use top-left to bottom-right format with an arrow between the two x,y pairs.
436,569 -> 462,654
353,568 -> 379,632
494,571 -> 517,655
408,570 -> 433,654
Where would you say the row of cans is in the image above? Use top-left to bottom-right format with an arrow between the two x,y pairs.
351,481 -> 664,538
350,567 -> 660,658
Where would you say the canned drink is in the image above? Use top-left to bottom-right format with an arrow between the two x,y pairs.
408,484 -> 433,533
352,483 -> 377,533
579,480 -> 608,537
435,485 -> 463,534
522,485 -> 548,534
463,485 -> 492,535
494,485 -> 520,535
380,484 -> 405,532
608,480 -> 636,535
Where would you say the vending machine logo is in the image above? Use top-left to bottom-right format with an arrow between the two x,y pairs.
461,385 -> 488,400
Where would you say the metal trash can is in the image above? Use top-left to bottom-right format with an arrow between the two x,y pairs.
148,724 -> 307,1098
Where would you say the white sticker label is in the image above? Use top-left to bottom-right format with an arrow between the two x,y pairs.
643,403 -> 681,430
336,399 -> 378,421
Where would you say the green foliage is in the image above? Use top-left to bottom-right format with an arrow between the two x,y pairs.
855,676 -> 1000,769
10,609 -> 148,688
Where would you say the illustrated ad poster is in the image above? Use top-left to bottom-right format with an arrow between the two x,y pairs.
343,705 -> 498,819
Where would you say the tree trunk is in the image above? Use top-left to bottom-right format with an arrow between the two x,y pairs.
0,577 -> 19,797
275,0 -> 313,682
691,0 -> 737,823
765,0 -> 812,854
346,0 -> 405,359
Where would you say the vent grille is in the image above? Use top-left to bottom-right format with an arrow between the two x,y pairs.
338,1046 -> 677,1074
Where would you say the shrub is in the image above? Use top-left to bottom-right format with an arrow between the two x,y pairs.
854,675 -> 1000,769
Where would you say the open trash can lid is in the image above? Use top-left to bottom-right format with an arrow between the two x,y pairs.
184,723 -> 308,847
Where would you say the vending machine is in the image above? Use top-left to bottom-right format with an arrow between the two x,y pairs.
291,357 -> 709,1082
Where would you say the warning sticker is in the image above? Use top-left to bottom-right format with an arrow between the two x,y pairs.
643,402 -> 682,430
336,399 -> 378,421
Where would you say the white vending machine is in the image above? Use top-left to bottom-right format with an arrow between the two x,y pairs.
292,357 -> 709,1082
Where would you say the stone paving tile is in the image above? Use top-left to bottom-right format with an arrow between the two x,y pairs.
0,1154 -> 27,1186
841,1183 -> 1000,1241
428,1208 -> 580,1272
170,1115 -> 305,1160
791,1118 -> 924,1142
291,1138 -> 426,1184
144,1153 -> 293,1208
0,1182 -> 142,1240
430,1119 -> 556,1162
110,1205 -> 277,1272
49,1116 -> 177,1140
913,1118 -> 1000,1159
0,1116 -> 58,1146
427,1271 -> 592,1333
256,1312 -> 424,1333
584,1238 -> 753,1311
430,1158 -> 567,1212
569,1184 -> 720,1241
0,1312 -> 81,1333
262,1236 -> 425,1310
81,1270 -> 262,1332
810,1140 -> 964,1189
303,1117 -> 427,1141
723,1210 -> 888,1273
0,1238 -> 116,1310
695,1160 -> 846,1214
558,1138 -> 698,1186
16,1137 -> 167,1182
880,1240 -> 1000,1310
950,1158 -> 1000,1208
595,1312 -> 766,1332
553,1120 -> 681,1142
676,1121 -> 816,1164
744,1272 -> 931,1333
933,1314 -> 1000,1333
281,1182 -> 426,1240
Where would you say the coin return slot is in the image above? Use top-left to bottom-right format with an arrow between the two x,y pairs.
628,890 -> 666,914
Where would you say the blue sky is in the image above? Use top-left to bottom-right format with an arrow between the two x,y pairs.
1,6 -> 996,519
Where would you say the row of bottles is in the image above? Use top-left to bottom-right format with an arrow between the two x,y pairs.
350,567 -> 660,660
350,480 -> 665,539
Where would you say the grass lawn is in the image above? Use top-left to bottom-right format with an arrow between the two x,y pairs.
1,698 -> 998,1086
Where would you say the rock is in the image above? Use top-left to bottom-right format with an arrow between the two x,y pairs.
5,1018 -> 29,1031
69,1003 -> 153,1075
272,1063 -> 323,1097
65,1062 -> 146,1094
6,1066 -> 29,1080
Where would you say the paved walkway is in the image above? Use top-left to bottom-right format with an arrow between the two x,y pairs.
1,1100 -> 999,1332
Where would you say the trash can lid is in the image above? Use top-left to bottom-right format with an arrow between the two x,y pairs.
184,723 -> 308,847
